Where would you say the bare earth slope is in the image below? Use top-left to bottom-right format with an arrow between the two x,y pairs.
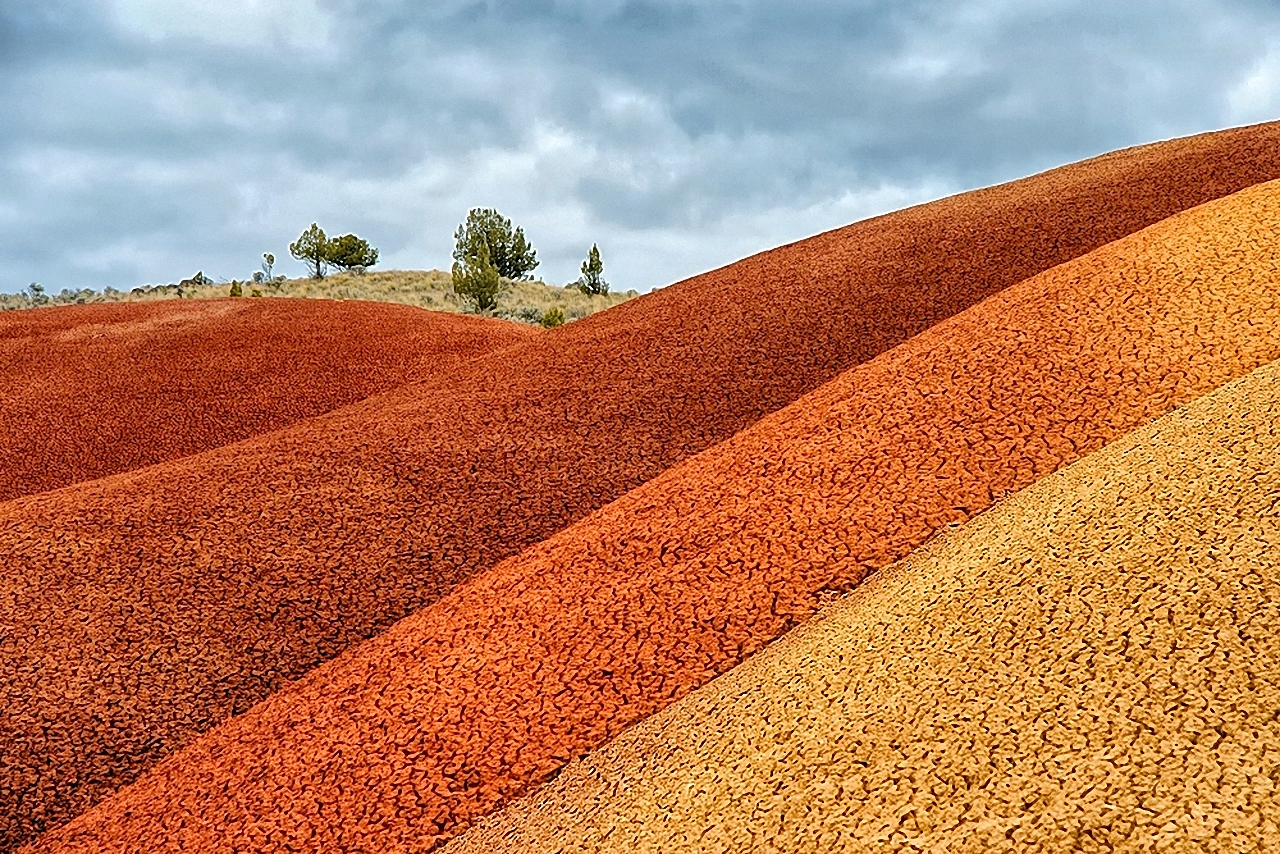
448,358 -> 1280,854
27,178 -> 1280,854
0,298 -> 535,501
6,122 -> 1280,850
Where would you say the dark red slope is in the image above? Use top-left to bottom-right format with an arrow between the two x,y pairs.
4,122 -> 1280,852
0,298 -> 535,501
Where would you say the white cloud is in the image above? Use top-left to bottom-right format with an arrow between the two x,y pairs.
0,200 -> 19,230
306,117 -> 954,293
582,179 -> 958,294
6,0 -> 1279,294
1227,46 -> 1280,124
106,0 -> 333,50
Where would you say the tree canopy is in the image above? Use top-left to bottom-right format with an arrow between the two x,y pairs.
290,223 -> 330,279
576,244 -> 608,295
328,234 -> 379,273
452,208 -> 538,281
451,240 -> 503,312
289,224 -> 379,279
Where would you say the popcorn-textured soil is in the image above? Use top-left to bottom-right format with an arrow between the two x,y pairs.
446,357 -> 1280,854
0,298 -> 535,502
26,176 -> 1280,853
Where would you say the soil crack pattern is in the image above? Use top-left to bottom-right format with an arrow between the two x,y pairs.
0,299 -> 533,502
24,175 -> 1280,853
446,356 -> 1280,854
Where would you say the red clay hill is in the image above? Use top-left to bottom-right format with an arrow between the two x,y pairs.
31,176 -> 1280,854
5,121 -> 1280,851
0,298 -> 534,502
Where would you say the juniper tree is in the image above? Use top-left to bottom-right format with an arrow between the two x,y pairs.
540,306 -> 566,328
576,244 -> 608,295
290,223 -> 330,279
452,240 -> 503,312
452,208 -> 538,281
327,234 -> 379,274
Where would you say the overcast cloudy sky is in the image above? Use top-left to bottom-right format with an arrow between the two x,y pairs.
2,0 -> 1279,294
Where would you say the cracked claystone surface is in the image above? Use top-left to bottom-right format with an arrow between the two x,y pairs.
24,175 -> 1280,853
8,124 -> 1279,852
447,356 -> 1280,854
0,299 -> 535,502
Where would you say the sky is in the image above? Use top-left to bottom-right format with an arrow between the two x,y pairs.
2,1 -> 1279,295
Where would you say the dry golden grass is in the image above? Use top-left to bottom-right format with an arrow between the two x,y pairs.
1,271 -> 636,325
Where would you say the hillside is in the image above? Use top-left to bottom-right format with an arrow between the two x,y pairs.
6,120 -> 1280,853
25,177 -> 1280,854
446,356 -> 1280,854
0,270 -> 636,327
0,299 -> 535,501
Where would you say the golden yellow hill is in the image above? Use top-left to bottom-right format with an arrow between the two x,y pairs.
446,358 -> 1280,854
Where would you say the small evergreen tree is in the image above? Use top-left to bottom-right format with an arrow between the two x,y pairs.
261,253 -> 286,292
290,223 -> 330,279
575,244 -> 608,295
540,306 -> 566,328
328,234 -> 379,274
453,208 -> 538,280
452,240 -> 502,312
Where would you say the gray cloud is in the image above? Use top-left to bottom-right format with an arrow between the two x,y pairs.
2,0 -> 1279,293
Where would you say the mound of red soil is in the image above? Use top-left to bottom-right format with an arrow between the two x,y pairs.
0,298 -> 534,501
28,178 -> 1280,854
5,122 -> 1280,852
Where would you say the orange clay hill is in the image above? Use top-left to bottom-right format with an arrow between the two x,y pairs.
26,176 -> 1280,854
445,357 -> 1280,854
0,298 -> 535,502
5,121 -> 1280,852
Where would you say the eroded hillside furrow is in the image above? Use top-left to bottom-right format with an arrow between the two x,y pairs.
7,123 -> 1280,851
0,299 -> 534,501
446,357 -> 1280,854
26,176 -> 1280,854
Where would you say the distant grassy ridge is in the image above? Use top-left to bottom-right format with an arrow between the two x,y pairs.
0,270 -> 638,325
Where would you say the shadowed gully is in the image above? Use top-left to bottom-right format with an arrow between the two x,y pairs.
28,177 -> 1280,853
7,123 -> 1280,851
